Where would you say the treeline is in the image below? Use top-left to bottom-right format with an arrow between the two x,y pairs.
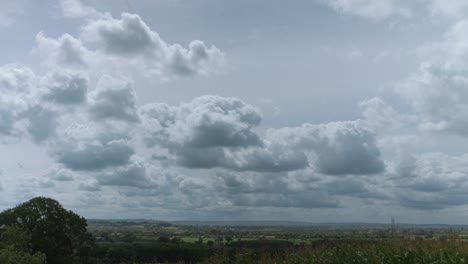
0,197 -> 297,264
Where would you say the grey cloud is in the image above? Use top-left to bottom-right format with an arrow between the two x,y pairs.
398,64 -> 468,135
0,65 -> 35,94
398,193 -> 468,210
89,76 -> 139,122
35,32 -> 88,68
56,139 -> 134,171
322,178 -> 388,200
79,179 -> 101,191
0,98 -> 21,136
141,95 -> 262,149
174,147 -> 306,171
215,171 -> 341,209
221,147 -> 309,172
396,20 -> 468,136
231,192 -> 340,208
142,97 -> 383,175
23,105 -> 59,143
45,166 -> 75,181
40,71 -> 88,105
59,0 -> 106,19
52,125 -> 135,171
82,13 -> 156,56
389,153 -> 468,209
96,159 -> 156,188
321,0 -> 412,20
140,96 -> 308,172
81,13 -> 224,77
359,97 -> 416,131
268,121 -> 385,175
318,0 -> 468,20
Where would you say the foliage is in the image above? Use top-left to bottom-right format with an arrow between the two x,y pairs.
0,197 -> 94,264
0,226 -> 47,264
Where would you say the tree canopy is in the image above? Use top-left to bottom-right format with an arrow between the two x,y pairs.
0,226 -> 47,264
0,197 -> 94,264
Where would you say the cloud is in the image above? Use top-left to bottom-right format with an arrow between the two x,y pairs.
318,0 -> 468,20
141,96 -> 384,175
39,71 -> 88,105
216,171 -> 341,208
231,192 -> 340,208
397,20 -> 468,136
35,32 -> 89,68
22,105 -> 59,143
268,121 -> 385,175
141,95 -> 262,149
51,124 -> 134,171
319,0 -> 412,20
0,13 -> 13,27
96,158 -> 157,188
429,0 -> 468,17
79,179 -> 101,191
59,0 -> 106,19
388,152 -> 468,209
89,76 -> 139,122
80,13 -> 225,78
0,64 -> 35,95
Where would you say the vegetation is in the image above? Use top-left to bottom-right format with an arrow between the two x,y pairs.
0,197 -> 94,264
87,220 -> 468,263
4,197 -> 468,263
0,226 -> 47,264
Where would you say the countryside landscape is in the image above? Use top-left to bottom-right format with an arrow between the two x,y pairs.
3,0 -> 468,263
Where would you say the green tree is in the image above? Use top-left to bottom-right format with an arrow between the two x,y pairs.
0,226 -> 47,264
0,197 -> 94,264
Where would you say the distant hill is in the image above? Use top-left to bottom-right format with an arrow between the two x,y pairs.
86,219 -> 468,228
87,219 -> 161,223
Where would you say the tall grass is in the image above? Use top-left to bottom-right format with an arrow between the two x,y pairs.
206,239 -> 468,264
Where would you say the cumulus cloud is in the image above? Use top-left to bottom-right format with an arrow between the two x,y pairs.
96,158 -> 157,188
141,95 -> 262,149
89,76 -> 139,122
80,13 -> 225,77
35,32 -> 89,68
51,124 -> 134,171
142,96 -> 384,175
267,121 -> 385,175
40,71 -> 88,105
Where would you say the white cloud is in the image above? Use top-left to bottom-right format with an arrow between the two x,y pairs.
59,0 -> 107,19
397,20 -> 468,136
319,0 -> 468,20
80,13 -> 225,78
35,32 -> 89,68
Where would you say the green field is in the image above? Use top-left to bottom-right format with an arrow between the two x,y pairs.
86,220 -> 468,263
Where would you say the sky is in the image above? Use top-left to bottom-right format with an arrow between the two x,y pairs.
2,0 -> 468,224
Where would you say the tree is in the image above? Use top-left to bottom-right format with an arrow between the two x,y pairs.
0,226 -> 47,264
0,197 -> 94,264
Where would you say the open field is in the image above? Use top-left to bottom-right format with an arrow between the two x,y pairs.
86,220 -> 468,263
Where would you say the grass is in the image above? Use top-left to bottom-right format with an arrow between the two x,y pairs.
205,239 -> 468,264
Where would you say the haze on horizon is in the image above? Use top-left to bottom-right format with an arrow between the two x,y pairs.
1,0 -> 468,224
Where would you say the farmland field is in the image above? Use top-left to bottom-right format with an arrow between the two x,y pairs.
87,220 -> 468,263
